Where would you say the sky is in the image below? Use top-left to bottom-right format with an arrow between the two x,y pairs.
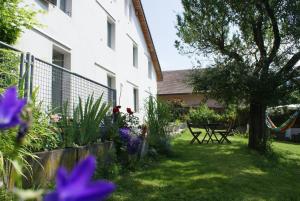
141,0 -> 195,71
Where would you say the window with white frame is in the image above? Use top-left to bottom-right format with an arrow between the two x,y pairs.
133,44 -> 138,67
148,59 -> 153,79
129,3 -> 133,22
107,19 -> 115,49
45,0 -> 72,16
133,88 -> 139,112
124,0 -> 129,16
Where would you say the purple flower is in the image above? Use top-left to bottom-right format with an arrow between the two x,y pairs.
119,128 -> 131,143
127,136 -> 142,155
0,87 -> 26,130
44,156 -> 116,201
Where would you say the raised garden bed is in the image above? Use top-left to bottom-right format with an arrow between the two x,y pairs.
23,141 -> 114,188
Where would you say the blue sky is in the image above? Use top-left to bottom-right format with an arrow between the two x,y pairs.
141,0 -> 194,71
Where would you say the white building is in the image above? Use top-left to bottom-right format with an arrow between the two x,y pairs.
15,0 -> 163,120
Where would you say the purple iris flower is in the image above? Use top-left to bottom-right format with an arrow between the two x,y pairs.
44,156 -> 116,201
119,128 -> 131,143
127,136 -> 142,155
0,87 -> 26,130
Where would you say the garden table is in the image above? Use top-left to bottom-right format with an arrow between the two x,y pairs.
202,123 -> 221,144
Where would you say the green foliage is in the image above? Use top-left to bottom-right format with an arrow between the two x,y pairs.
23,89 -> 61,152
56,94 -> 111,147
167,99 -> 189,122
0,49 -> 20,93
146,96 -> 172,155
94,148 -> 120,180
188,104 -> 238,125
0,0 -> 38,44
188,105 -> 220,124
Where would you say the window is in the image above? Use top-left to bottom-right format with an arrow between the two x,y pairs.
133,44 -> 138,67
124,0 -> 129,16
46,0 -> 72,16
129,3 -> 133,22
133,88 -> 139,112
107,75 -> 116,104
60,0 -> 66,12
148,60 -> 152,79
107,20 -> 115,49
107,75 -> 115,89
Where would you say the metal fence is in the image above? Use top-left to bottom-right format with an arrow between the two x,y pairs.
0,41 -> 116,113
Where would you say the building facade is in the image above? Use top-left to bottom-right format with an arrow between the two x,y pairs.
15,0 -> 162,120
157,70 -> 222,110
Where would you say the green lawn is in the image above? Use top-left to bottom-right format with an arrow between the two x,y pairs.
110,131 -> 300,201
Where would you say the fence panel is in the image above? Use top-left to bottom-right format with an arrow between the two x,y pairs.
0,41 -> 116,113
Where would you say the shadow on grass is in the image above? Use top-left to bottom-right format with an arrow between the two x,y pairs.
110,134 -> 300,201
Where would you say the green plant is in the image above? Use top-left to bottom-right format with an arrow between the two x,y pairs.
94,149 -> 120,180
146,96 -> 172,155
0,49 -> 20,93
23,89 -> 61,152
57,94 -> 111,147
188,105 -> 220,124
0,0 -> 38,44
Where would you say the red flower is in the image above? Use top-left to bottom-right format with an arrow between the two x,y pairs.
126,108 -> 134,115
116,105 -> 121,109
113,106 -> 120,113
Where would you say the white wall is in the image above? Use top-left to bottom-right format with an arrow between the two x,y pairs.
15,0 -> 158,121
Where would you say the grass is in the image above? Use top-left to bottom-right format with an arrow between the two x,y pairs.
109,130 -> 300,201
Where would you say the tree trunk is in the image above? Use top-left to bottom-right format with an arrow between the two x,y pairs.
248,101 -> 268,152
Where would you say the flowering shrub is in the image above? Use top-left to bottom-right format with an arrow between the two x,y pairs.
102,106 -> 144,170
119,128 -> 142,155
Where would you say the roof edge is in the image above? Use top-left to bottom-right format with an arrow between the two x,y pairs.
132,0 -> 163,81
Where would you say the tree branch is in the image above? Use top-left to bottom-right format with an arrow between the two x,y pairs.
262,0 -> 281,66
252,3 -> 266,60
279,52 -> 300,75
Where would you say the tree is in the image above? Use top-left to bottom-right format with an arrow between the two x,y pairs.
176,0 -> 300,152
0,0 -> 37,44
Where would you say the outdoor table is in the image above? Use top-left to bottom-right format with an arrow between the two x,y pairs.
202,123 -> 221,144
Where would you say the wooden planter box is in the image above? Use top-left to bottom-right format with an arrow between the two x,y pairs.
23,141 -> 114,188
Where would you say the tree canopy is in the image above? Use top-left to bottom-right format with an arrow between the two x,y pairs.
176,0 -> 300,151
0,0 -> 38,44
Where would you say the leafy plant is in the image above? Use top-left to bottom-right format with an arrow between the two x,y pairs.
0,49 -> 20,93
188,105 -> 220,124
56,94 -> 111,147
146,96 -> 172,155
0,0 -> 38,44
23,89 -> 61,152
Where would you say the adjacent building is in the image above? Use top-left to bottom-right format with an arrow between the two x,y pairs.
157,70 -> 222,109
15,0 -> 162,119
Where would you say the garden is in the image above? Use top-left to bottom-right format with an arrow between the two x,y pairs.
1,0 -> 300,200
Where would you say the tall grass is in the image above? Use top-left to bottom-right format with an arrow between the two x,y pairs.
58,94 -> 111,147
145,96 -> 172,155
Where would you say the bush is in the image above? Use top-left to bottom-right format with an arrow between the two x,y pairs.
146,96 -> 172,155
167,99 -> 189,122
0,49 -> 20,93
54,94 -> 110,147
23,89 -> 61,152
188,105 -> 220,124
188,104 -> 238,125
0,0 -> 38,44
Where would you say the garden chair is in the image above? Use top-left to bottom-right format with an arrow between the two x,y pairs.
214,121 -> 233,144
187,121 -> 202,144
